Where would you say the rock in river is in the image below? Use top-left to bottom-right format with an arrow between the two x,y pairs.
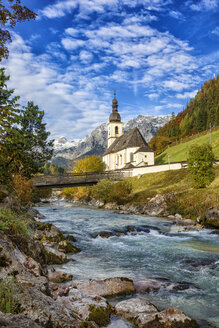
72,277 -> 135,297
115,299 -> 199,328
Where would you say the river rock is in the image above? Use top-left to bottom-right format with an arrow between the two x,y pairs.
115,298 -> 158,320
115,300 -> 199,328
72,277 -> 135,297
58,240 -> 80,254
16,283 -> 89,327
48,269 -> 73,283
137,306 -> 199,328
104,202 -> 118,210
44,245 -> 69,264
57,295 -> 111,327
204,207 -> 219,228
133,278 -> 191,293
50,282 -> 70,299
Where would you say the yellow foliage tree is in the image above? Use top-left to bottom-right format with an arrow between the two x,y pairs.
12,174 -> 33,205
73,155 -> 106,173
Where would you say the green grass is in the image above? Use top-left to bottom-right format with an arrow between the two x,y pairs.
0,208 -> 28,235
155,129 -> 219,164
128,165 -> 219,220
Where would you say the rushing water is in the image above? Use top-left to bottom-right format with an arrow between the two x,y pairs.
35,201 -> 219,328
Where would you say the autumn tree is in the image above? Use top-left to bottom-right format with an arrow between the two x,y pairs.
188,144 -> 215,188
0,0 -> 36,60
73,155 -> 106,173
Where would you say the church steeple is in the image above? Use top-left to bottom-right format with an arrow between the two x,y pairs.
109,90 -> 121,122
107,91 -> 123,148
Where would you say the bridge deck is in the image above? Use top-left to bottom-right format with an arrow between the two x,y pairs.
32,171 -> 127,188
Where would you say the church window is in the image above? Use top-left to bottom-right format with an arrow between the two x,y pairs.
130,152 -> 134,162
115,126 -> 118,135
120,154 -> 122,165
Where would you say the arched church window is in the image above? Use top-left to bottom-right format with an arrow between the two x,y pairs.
115,126 -> 118,135
130,152 -> 133,162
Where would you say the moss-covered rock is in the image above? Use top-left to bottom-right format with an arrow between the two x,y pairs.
88,304 -> 111,327
204,207 -> 219,228
44,247 -> 69,265
58,240 -> 80,254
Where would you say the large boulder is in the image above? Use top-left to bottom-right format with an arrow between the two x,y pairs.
72,277 -> 135,297
204,207 -> 219,228
115,299 -> 199,328
57,295 -> 111,327
115,298 -> 158,320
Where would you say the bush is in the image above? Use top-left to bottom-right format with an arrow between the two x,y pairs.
92,179 -> 132,205
12,174 -> 33,206
187,144 -> 215,188
111,180 -> 133,205
0,277 -> 23,314
91,179 -> 114,203
62,186 -> 91,200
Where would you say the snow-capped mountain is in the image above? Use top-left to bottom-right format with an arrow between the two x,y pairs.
52,115 -> 171,168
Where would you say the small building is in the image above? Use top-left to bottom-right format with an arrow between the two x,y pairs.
103,94 -> 154,170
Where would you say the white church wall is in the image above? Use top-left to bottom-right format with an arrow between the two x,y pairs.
125,162 -> 183,176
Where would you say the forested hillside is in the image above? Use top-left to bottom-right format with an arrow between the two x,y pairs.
150,75 -> 219,154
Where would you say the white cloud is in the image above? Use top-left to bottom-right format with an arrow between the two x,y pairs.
79,50 -> 93,63
212,26 -> 219,36
169,10 -> 184,19
188,0 -> 218,11
176,90 -> 198,99
154,103 -> 183,110
3,34 -> 110,139
39,0 -> 171,19
61,38 -> 85,50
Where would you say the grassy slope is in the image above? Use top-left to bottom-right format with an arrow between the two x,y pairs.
129,165 -> 219,220
155,129 -> 219,164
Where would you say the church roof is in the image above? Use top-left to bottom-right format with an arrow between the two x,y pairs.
104,127 -> 153,155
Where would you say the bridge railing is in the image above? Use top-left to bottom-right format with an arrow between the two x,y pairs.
31,170 -> 129,187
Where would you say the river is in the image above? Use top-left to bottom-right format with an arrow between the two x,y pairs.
35,201 -> 219,328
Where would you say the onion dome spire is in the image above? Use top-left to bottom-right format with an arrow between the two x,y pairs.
109,89 -> 121,122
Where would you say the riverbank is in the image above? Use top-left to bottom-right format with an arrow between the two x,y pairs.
0,205 -> 205,327
61,166 -> 219,229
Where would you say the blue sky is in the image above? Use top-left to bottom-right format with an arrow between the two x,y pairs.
2,0 -> 219,139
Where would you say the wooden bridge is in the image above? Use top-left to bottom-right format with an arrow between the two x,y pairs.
32,171 -> 129,188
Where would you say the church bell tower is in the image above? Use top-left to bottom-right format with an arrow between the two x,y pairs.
107,91 -> 123,148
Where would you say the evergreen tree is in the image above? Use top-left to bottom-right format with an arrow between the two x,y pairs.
20,101 -> 54,177
0,70 -> 53,183
0,68 -> 21,183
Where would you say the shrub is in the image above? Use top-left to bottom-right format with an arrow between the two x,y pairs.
187,144 -> 215,188
12,174 -> 33,205
91,179 -> 114,203
62,186 -> 91,200
0,277 -> 23,314
111,180 -> 133,204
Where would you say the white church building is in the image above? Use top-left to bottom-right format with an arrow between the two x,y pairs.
103,94 -> 154,171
